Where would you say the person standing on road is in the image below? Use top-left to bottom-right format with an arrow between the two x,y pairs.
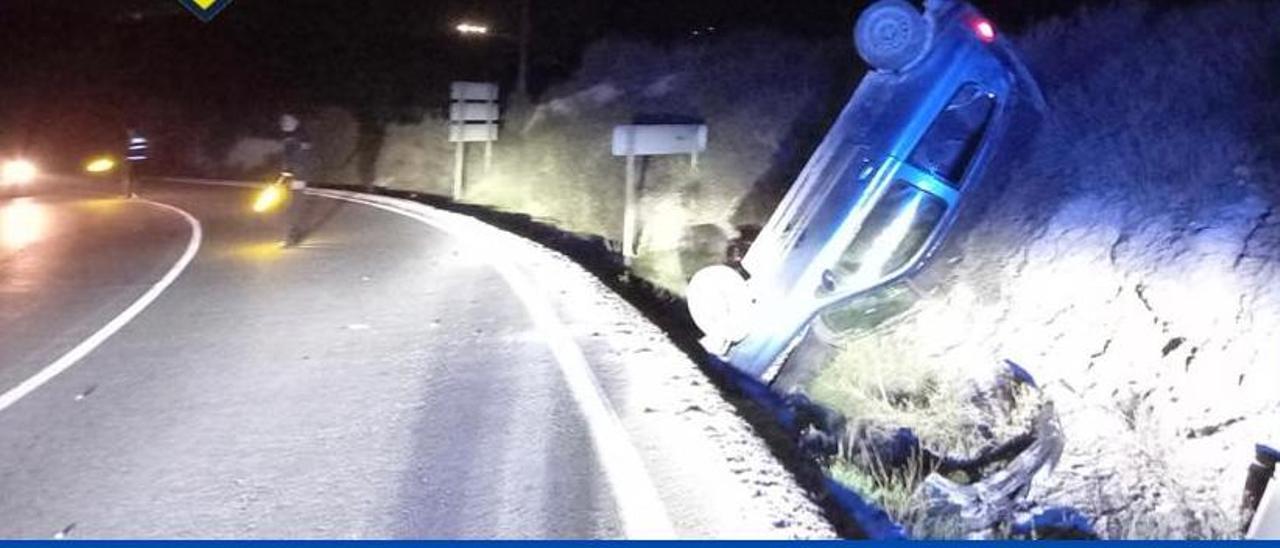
279,113 -> 311,247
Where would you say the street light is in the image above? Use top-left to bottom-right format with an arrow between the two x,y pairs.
456,22 -> 490,35
453,1 -> 532,100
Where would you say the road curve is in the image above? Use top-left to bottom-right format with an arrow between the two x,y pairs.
0,178 -> 833,539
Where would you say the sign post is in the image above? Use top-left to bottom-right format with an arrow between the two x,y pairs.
449,82 -> 501,200
453,141 -> 466,200
611,124 -> 709,265
623,154 -> 639,266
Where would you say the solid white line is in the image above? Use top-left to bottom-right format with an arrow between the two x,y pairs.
309,189 -> 676,540
160,177 -> 262,189
0,199 -> 203,414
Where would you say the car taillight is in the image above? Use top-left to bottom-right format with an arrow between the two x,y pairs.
971,17 -> 996,43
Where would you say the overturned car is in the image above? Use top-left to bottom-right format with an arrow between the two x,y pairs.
687,0 -> 1045,379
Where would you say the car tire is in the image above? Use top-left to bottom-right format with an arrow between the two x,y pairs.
854,0 -> 930,72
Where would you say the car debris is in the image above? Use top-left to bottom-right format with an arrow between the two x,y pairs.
912,404 -> 1065,538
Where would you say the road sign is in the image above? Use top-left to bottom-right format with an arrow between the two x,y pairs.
611,124 -> 710,264
449,82 -> 502,200
612,124 -> 708,157
451,81 -> 500,102
449,81 -> 501,144
176,0 -> 235,22
450,103 -> 501,123
448,124 -> 500,143
127,135 -> 149,162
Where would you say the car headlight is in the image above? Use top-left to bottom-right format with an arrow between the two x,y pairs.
85,157 -> 117,174
2,159 -> 38,185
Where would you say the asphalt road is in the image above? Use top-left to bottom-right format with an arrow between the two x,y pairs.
0,177 -> 648,538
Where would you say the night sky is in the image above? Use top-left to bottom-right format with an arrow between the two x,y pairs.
0,0 -> 1207,168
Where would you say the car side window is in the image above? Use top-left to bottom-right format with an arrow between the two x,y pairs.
818,179 -> 947,297
909,82 -> 995,184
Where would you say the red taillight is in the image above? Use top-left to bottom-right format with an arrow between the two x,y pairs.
972,18 -> 996,43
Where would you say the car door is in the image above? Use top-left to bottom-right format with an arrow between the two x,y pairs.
814,82 -> 997,309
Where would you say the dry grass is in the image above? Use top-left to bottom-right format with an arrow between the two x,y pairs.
809,329 -> 1047,537
373,115 -> 455,196
829,451 -> 969,538
811,342 -> 1042,459
830,456 -> 928,527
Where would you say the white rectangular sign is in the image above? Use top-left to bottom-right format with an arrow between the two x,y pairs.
450,102 -> 501,123
449,123 -> 499,143
451,81 -> 500,102
612,124 -> 708,157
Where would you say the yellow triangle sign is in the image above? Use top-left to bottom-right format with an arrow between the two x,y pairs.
177,0 -> 233,22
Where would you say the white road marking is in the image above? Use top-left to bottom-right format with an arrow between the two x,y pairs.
309,189 -> 677,540
0,199 -> 203,414
161,177 -> 261,189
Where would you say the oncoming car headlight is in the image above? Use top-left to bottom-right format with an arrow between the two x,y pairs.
1,159 -> 38,185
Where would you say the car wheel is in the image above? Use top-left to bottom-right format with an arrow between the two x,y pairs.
854,0 -> 930,72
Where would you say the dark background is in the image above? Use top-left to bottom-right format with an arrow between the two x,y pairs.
0,0 -> 1211,171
